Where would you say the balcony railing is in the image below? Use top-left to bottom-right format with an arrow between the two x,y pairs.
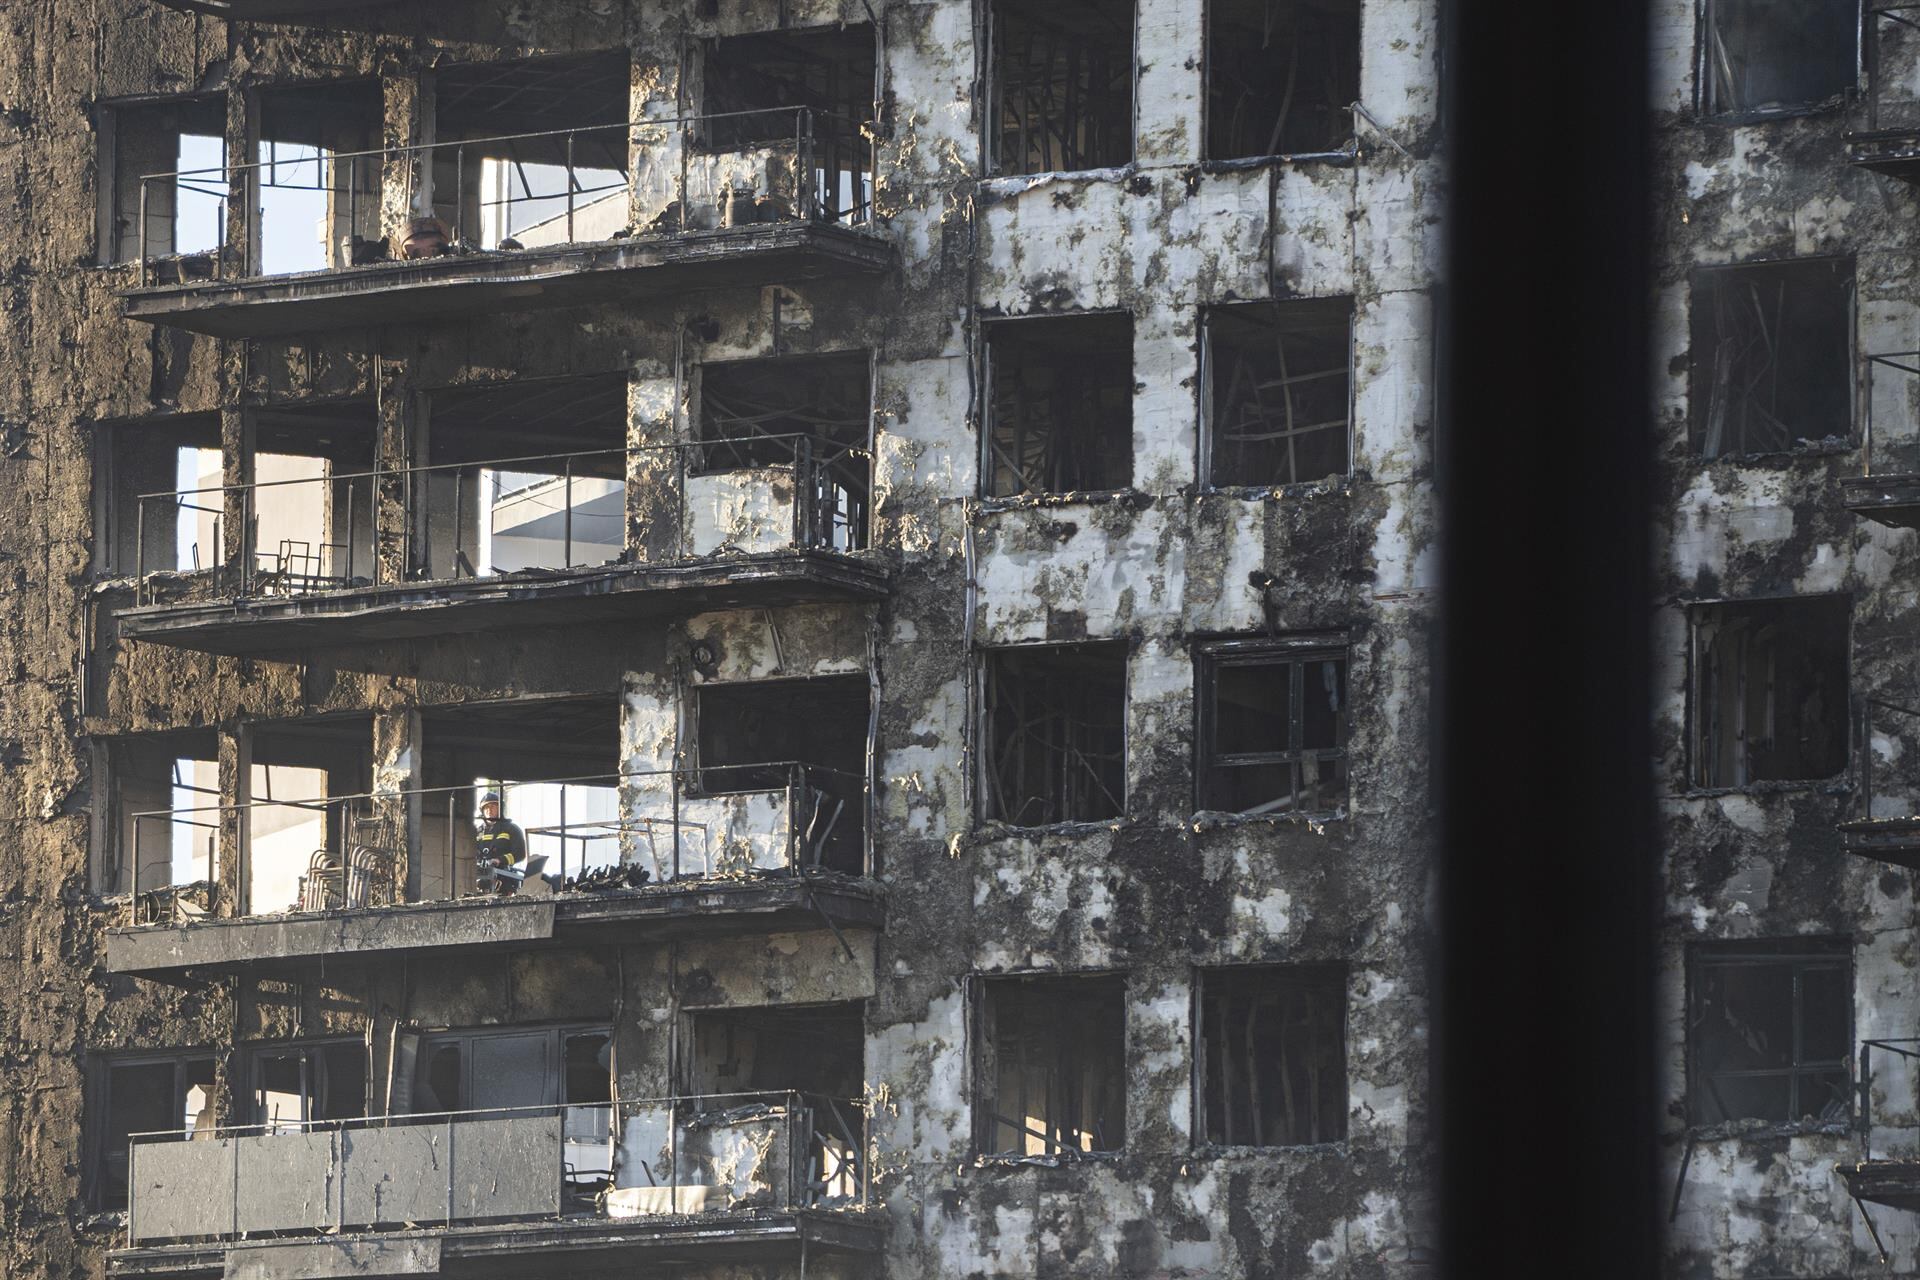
128,434 -> 870,607
126,762 -> 871,927
123,1091 -> 872,1248
132,106 -> 877,288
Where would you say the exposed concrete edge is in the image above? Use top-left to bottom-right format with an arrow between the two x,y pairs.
107,898 -> 554,973
223,1239 -> 439,1280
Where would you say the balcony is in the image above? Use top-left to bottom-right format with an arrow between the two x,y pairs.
1839,353 -> 1920,529
110,1092 -> 880,1277
106,763 -> 881,981
1836,699 -> 1920,868
118,109 -> 891,338
1849,7 -> 1920,183
1837,1038 -> 1920,1263
150,0 -> 398,18
107,433 -> 885,656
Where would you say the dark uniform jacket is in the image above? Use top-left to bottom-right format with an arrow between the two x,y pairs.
476,818 -> 527,866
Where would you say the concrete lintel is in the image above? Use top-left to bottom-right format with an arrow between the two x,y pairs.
106,898 -> 554,975
224,1239 -> 439,1280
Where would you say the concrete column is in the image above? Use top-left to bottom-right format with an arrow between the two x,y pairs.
381,70 -> 425,249
371,707 -> 419,903
217,723 -> 251,917
220,405 -> 251,587
373,355 -> 410,585
628,357 -> 683,563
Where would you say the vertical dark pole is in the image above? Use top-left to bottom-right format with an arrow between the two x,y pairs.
1438,2 -> 1656,1277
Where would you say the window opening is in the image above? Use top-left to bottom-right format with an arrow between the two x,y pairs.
254,81 -> 382,275
427,51 -> 630,250
693,674 -> 868,873
1690,257 -> 1854,458
251,1041 -> 368,1133
1195,638 -> 1349,815
93,1053 -> 217,1210
1700,0 -> 1857,116
1197,964 -> 1346,1146
1205,0 -> 1359,158
975,975 -> 1126,1157
1206,299 -> 1353,486
106,728 -> 219,904
245,716 -> 375,915
1691,596 -> 1849,788
983,642 -> 1126,826
102,96 -> 226,265
97,414 -> 223,578
1688,940 -> 1852,1125
984,313 -> 1134,498
990,0 -> 1134,174
702,25 -> 875,224
249,401 -> 378,594
697,352 -> 872,552
416,374 -> 627,580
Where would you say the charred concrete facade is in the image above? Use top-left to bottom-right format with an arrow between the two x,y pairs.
0,2 -> 1439,1278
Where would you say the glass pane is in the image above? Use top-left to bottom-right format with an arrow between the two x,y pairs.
1214,661 -> 1290,755
1798,964 -> 1851,1062
415,1043 -> 464,1114
1696,961 -> 1795,1073
316,1044 -> 367,1122
470,1033 -> 551,1112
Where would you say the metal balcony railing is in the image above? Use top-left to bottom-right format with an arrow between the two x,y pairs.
129,433 -> 871,606
1862,6 -> 1920,135
126,761 -> 872,926
123,1090 -> 872,1247
133,106 -> 878,286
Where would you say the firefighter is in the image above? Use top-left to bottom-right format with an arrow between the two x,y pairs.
475,790 -> 527,891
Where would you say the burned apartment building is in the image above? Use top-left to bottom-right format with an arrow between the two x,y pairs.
0,1 -> 1438,1277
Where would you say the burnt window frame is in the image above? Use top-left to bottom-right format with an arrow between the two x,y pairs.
86,1049 -> 220,1212
407,1022 -> 612,1116
984,0 -> 1139,177
1192,962 -> 1349,1150
1194,634 -> 1352,817
977,639 -> 1131,829
980,310 -> 1137,500
1685,593 -> 1852,791
245,1038 -> 370,1132
1685,939 -> 1853,1129
1694,0 -> 1862,122
1201,0 -> 1363,161
1199,298 -> 1356,490
1686,254 -> 1858,460
971,972 -> 1129,1159
94,92 -> 229,267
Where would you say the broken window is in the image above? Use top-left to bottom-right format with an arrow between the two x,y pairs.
420,697 -> 622,898
697,352 -> 872,551
984,313 -> 1134,498
1195,637 -> 1349,815
98,95 -> 226,265
101,728 -> 220,901
990,0 -> 1134,174
425,51 -> 631,250
250,1041 -> 368,1133
1700,0 -> 1857,116
702,25 -> 875,223
248,400 -> 378,592
245,716 -> 375,915
982,642 -> 1126,827
414,374 -> 628,580
253,81 -> 382,274
1688,940 -> 1851,1125
1690,595 -> 1849,788
975,974 -> 1126,1157
693,674 -> 868,872
95,413 -> 224,577
1205,299 -> 1352,487
91,1053 -> 217,1211
687,1002 -> 864,1098
1690,257 -> 1854,458
1197,965 -> 1346,1146
1205,0 -> 1360,159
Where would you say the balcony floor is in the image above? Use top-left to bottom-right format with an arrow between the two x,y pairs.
121,223 -> 895,338
112,551 -> 892,657
107,874 -> 886,980
107,1209 -> 886,1279
1842,473 -> 1920,530
1839,1159 -> 1920,1212
1847,130 -> 1920,185
1838,816 -> 1920,870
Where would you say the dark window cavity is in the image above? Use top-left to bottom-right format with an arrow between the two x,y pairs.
1688,940 -> 1852,1126
91,1053 -> 217,1210
94,413 -> 223,578
1206,0 -> 1360,159
1196,637 -> 1349,815
1205,299 -> 1352,487
1197,964 -> 1347,1147
250,1041 -> 368,1132
98,96 -> 226,265
975,974 -> 1126,1157
698,352 -> 873,551
1700,0 -> 1857,116
101,728 -> 219,901
1690,257 -> 1853,458
409,1025 -> 611,1116
1690,596 -> 1849,788
990,0 -> 1135,174
687,1002 -> 865,1099
984,313 -> 1134,498
982,642 -> 1127,827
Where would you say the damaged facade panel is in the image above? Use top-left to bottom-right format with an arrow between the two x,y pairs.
1205,0 -> 1360,159
1688,256 -> 1855,458
1689,595 -> 1849,789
